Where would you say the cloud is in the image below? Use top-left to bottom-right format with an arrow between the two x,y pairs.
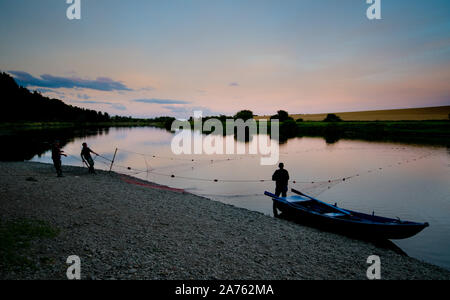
229,82 -> 239,87
33,88 -> 66,96
35,88 -> 55,94
162,105 -> 222,117
111,104 -> 127,111
70,100 -> 113,105
133,98 -> 191,104
68,100 -> 127,112
139,86 -> 155,92
8,71 -> 132,91
161,106 -> 191,113
77,94 -> 91,100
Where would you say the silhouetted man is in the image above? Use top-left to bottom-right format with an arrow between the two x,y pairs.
272,163 -> 290,217
52,141 -> 67,177
81,143 -> 99,174
272,163 -> 290,197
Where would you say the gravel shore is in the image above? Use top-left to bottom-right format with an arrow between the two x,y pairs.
1,161 -> 449,280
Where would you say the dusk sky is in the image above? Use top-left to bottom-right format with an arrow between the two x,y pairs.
1,0 -> 449,118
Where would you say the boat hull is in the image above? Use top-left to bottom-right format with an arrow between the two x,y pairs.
273,200 -> 428,240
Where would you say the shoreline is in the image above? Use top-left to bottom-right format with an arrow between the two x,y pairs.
1,161 -> 449,280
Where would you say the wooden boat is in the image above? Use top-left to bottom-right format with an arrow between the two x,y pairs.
264,189 -> 429,240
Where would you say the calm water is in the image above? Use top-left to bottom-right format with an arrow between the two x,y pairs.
31,127 -> 450,270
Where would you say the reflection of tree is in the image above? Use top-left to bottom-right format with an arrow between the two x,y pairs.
324,134 -> 340,144
323,124 -> 341,144
0,127 -> 110,161
234,127 -> 255,143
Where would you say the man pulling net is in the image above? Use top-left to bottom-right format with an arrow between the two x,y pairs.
81,143 -> 99,174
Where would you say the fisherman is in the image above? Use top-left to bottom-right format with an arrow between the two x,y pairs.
81,143 -> 99,174
272,162 -> 290,197
51,140 -> 67,177
272,163 -> 290,217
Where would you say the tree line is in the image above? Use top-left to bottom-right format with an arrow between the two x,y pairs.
0,72 -> 111,123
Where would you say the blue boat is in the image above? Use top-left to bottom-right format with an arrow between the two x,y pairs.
264,189 -> 429,240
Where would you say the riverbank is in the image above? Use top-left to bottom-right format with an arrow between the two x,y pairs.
0,121 -> 165,132
295,120 -> 450,145
1,161 -> 449,280
188,118 -> 450,146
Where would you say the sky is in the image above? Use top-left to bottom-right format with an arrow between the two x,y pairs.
1,0 -> 450,118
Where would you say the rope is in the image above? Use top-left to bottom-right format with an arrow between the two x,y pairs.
196,192 -> 265,198
2,145 -> 437,201
102,148 -> 435,187
117,147 -> 254,162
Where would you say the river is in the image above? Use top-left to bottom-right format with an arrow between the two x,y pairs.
28,126 -> 450,270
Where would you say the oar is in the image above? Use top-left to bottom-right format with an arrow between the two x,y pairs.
264,191 -> 290,204
291,188 -> 351,216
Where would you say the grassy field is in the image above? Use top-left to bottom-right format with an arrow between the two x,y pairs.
256,106 -> 450,121
294,121 -> 450,145
0,218 -> 59,271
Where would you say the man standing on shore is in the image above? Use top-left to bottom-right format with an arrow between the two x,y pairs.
272,163 -> 290,197
81,143 -> 99,174
52,141 -> 67,177
272,163 -> 290,217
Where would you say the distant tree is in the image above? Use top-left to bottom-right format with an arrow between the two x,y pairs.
296,118 -> 304,122
218,115 -> 228,122
234,110 -> 254,121
271,110 -> 293,122
277,110 -> 290,121
323,114 -> 342,122
164,117 -> 176,130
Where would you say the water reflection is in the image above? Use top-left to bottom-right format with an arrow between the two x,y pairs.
0,127 -> 110,161
2,126 -> 449,270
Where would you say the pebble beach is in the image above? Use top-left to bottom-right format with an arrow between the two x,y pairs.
1,161 -> 449,280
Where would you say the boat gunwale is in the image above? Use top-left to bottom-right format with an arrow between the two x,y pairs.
272,194 -> 429,228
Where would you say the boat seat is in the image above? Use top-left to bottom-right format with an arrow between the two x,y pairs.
283,195 -> 310,203
324,212 -> 347,218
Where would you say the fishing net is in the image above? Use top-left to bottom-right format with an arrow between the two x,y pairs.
90,146 -> 435,199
